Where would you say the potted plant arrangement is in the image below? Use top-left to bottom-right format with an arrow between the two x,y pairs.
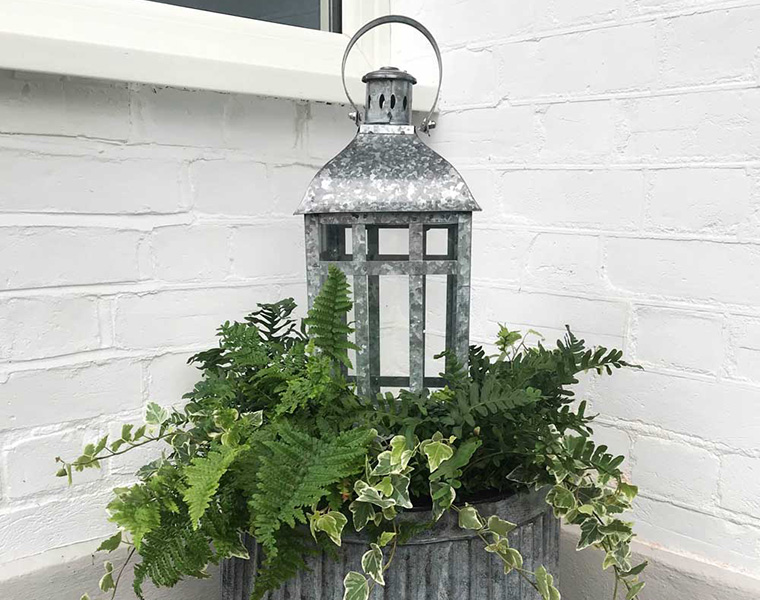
57,266 -> 646,600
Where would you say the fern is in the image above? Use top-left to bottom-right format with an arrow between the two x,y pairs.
304,265 -> 358,368
132,509 -> 214,598
248,423 -> 373,558
245,298 -> 306,346
183,445 -> 240,528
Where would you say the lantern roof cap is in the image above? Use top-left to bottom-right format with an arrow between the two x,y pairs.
362,66 -> 417,85
295,126 -> 481,214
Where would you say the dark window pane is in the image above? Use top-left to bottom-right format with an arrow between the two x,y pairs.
149,0 -> 341,32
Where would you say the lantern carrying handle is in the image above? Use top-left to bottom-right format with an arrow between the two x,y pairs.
341,15 -> 443,133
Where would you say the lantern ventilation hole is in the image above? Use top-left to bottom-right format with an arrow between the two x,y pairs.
367,95 -> 371,108
390,94 -> 396,109
403,96 -> 408,109
379,94 -> 385,108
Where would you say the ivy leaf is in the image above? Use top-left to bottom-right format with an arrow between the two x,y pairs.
96,531 -> 122,553
349,500 -> 376,531
457,506 -> 483,530
430,481 -> 456,521
145,402 -> 168,426
389,436 -> 414,471
361,543 -> 385,586
535,566 -> 561,600
504,548 -> 523,572
487,515 -> 517,537
577,520 -> 604,550
423,440 -> 454,472
354,481 -> 395,509
626,581 -> 645,599
313,511 -> 348,547
618,482 -> 638,501
389,474 -> 413,509
547,485 -> 576,511
81,595 -> 90,600
371,451 -> 394,477
376,476 -> 393,497
98,561 -> 115,592
620,561 -> 648,577
378,531 -> 396,547
343,571 -> 369,600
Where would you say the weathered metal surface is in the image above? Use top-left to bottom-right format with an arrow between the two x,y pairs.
221,488 -> 559,600
295,129 -> 480,215
363,67 -> 416,126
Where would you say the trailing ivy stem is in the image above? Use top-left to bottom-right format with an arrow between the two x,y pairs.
382,522 -> 399,574
612,575 -> 619,600
472,527 -> 541,595
63,432 -> 173,468
110,546 -> 136,600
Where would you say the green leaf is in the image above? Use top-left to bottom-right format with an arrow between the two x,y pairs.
547,485 -> 576,511
378,531 -> 396,547
423,440 -> 454,472
626,582 -> 645,599
55,467 -> 68,478
458,506 -> 483,530
349,501 -> 376,531
371,451 -> 394,476
313,511 -> 348,547
361,543 -> 384,586
99,561 -> 115,592
96,531 -> 122,553
343,571 -> 369,600
354,481 -> 395,509
389,474 -> 413,509
487,515 -> 517,537
620,561 -> 648,577
430,481 -> 455,521
389,436 -> 413,471
183,445 -> 239,528
577,520 -> 604,550
80,595 -> 90,600
145,402 -> 169,426
376,476 -> 393,497
535,566 -> 561,600
618,482 -> 638,501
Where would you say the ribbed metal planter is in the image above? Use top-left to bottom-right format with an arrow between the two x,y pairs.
221,488 -> 559,600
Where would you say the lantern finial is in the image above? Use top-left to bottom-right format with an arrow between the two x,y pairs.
362,66 -> 417,126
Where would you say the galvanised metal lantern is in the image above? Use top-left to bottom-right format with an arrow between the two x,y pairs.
296,16 -> 480,398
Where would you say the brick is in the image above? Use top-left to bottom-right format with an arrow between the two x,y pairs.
470,286 -> 627,343
631,496 -> 760,573
591,369 -> 760,451
130,85 -> 227,147
606,237 -> 760,306
500,169 -> 643,229
619,89 -> 760,161
394,0 -> 535,46
0,150 -> 186,214
4,428 -> 102,498
472,228 -> 533,285
303,102 -> 354,163
728,316 -> 760,383
151,225 -> 230,282
498,22 -> 657,100
625,0 -> 717,14
540,101 -> 617,161
189,159 -> 269,216
632,436 -> 719,505
0,491 -> 114,563
0,296 -> 101,361
230,223 -> 305,279
0,360 -> 143,431
113,285 -> 279,350
661,8 -> 760,87
524,233 -> 601,291
223,94 -> 300,156
719,454 -> 760,516
269,163 -> 319,215
0,71 -> 129,140
432,104 -> 538,161
439,48 -> 498,108
147,352 -> 202,408
633,307 -> 724,374
533,0 -> 624,29
0,228 -> 143,290
647,168 -> 751,233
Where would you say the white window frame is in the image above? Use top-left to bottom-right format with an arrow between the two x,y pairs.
0,0 -> 436,106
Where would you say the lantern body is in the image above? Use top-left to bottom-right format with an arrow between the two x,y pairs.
297,69 -> 480,397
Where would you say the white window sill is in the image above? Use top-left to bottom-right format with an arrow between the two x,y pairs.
0,0 -> 437,107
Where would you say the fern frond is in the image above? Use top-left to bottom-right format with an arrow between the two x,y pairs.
248,423 -> 373,559
304,265 -> 358,367
183,445 -> 240,528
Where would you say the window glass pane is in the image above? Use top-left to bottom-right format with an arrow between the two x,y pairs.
148,0 -> 339,32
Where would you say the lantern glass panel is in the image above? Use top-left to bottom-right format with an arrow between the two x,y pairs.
425,274 -> 447,378
319,224 -> 352,261
367,226 -> 409,261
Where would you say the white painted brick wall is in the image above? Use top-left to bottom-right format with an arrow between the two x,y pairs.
0,67 -> 346,584
3,0 -> 760,594
394,0 -> 760,588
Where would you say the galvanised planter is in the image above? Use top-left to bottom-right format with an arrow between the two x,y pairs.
221,488 -> 559,600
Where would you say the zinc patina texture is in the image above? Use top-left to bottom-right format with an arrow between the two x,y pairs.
221,489 -> 559,600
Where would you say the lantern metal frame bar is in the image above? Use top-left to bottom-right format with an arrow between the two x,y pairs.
304,212 -> 473,396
